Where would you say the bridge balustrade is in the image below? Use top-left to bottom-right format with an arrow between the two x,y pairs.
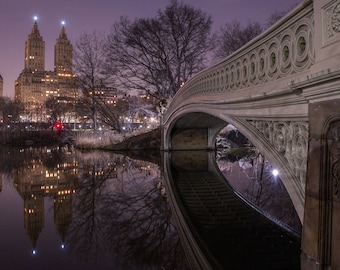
165,1 -> 314,114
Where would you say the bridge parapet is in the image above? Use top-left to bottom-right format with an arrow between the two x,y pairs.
165,0 -> 315,116
163,0 -> 340,125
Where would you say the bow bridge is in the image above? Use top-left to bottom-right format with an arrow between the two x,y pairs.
161,0 -> 340,268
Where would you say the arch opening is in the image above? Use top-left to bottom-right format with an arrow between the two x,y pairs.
165,111 -> 303,230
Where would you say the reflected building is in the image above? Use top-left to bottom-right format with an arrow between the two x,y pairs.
0,148 -> 188,269
23,192 -> 44,251
54,178 -> 76,244
15,19 -> 78,122
14,150 -> 77,251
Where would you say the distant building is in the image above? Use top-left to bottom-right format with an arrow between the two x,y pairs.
15,19 -> 78,122
0,73 -> 3,97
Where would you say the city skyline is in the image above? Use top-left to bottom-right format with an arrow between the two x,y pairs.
0,0 -> 299,97
14,19 -> 79,122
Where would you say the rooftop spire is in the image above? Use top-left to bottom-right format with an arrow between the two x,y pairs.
59,26 -> 67,39
25,16 -> 45,71
59,21 -> 68,39
55,21 -> 73,73
31,16 -> 40,35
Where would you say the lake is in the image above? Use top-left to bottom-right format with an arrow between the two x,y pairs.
0,145 -> 301,269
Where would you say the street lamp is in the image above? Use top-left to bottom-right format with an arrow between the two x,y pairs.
272,169 -> 279,177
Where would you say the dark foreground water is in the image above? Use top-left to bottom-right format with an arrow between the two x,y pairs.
0,146 -> 301,270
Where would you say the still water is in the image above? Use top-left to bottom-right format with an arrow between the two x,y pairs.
0,146 -> 301,269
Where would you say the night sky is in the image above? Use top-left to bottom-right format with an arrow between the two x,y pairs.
0,0 -> 299,97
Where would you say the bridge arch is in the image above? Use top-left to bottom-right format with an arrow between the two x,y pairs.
162,105 -> 305,221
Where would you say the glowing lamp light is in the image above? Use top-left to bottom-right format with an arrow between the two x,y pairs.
32,249 -> 37,255
61,244 -> 65,249
55,121 -> 62,131
61,20 -> 65,26
272,169 -> 279,177
33,16 -> 38,21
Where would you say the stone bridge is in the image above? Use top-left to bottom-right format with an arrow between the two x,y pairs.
161,0 -> 340,268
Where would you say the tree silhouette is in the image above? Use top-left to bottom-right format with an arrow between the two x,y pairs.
105,0 -> 214,100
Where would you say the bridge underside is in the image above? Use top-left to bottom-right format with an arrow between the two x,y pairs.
164,108 -> 307,219
168,112 -> 226,151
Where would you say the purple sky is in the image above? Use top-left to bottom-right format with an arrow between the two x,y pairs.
0,0 -> 300,97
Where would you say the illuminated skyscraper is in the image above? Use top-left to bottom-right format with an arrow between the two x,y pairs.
15,18 -> 78,122
24,19 -> 45,72
55,23 -> 73,73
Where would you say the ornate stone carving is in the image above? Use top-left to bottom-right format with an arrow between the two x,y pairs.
247,120 -> 308,188
332,160 -> 340,198
182,9 -> 314,100
328,122 -> 340,199
322,0 -> 340,44
332,3 -> 340,32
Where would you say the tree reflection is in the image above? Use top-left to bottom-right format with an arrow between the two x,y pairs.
67,151 -> 189,269
0,146 -> 28,175
0,147 -> 189,269
216,147 -> 302,233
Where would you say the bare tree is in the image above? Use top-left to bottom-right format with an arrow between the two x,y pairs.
74,31 -> 107,93
45,96 -> 73,123
73,32 -> 121,131
214,5 -> 298,62
0,97 -> 23,125
213,20 -> 263,61
105,0 -> 214,100
265,10 -> 288,28
66,152 -> 189,269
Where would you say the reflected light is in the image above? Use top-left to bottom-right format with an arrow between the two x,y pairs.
272,169 -> 279,177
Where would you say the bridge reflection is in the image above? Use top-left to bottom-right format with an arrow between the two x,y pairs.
162,150 -> 301,270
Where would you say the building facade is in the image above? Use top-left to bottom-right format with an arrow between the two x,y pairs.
15,20 -> 78,122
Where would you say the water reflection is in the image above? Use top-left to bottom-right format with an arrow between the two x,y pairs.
0,146 -> 189,270
0,145 -> 302,270
216,148 -> 302,233
162,150 -> 301,270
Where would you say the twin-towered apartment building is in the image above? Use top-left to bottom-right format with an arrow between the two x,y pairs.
5,19 -> 156,125
14,19 -> 79,121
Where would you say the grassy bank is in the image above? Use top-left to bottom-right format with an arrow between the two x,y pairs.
74,128 -> 161,151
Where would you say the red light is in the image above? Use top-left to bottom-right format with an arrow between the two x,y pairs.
55,122 -> 62,130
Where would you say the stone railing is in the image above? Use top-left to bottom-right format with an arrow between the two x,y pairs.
165,0 -> 314,115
